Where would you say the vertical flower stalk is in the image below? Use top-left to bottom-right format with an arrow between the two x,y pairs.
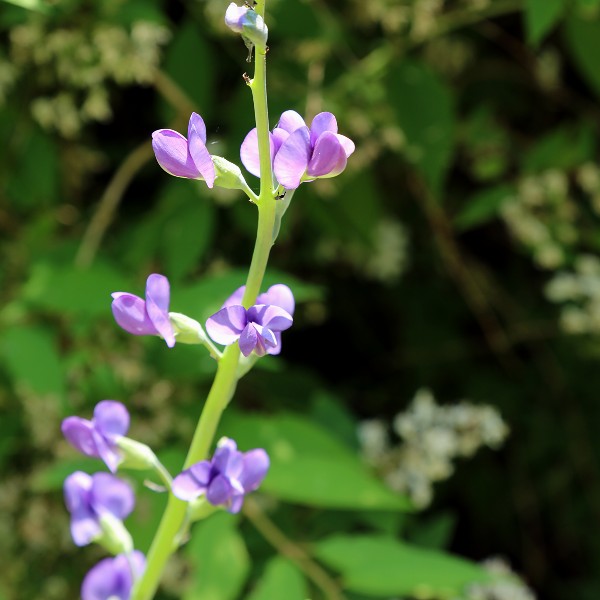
131,3 -> 276,598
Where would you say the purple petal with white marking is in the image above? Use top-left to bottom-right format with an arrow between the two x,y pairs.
273,126 -> 311,190
145,274 -> 175,348
247,304 -> 293,331
206,305 -> 248,345
111,293 -> 158,337
222,286 -> 246,308
94,400 -> 129,441
266,331 -> 282,355
239,449 -> 270,492
277,110 -> 306,134
225,2 -> 247,32
151,129 -> 200,179
257,284 -> 295,316
307,131 -> 347,178
310,112 -> 338,146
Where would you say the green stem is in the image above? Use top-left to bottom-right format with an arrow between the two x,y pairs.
131,4 -> 274,597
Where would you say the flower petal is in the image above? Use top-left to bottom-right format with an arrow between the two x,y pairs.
206,305 -> 248,345
206,473 -> 233,506
247,304 -> 293,332
273,126 -> 311,189
188,123 -> 215,188
239,448 -> 270,492
172,467 -> 208,501
151,129 -> 200,179
310,112 -> 338,146
111,293 -> 158,337
277,110 -> 306,134
241,129 -> 276,178
238,323 -> 258,356
145,274 -> 175,348
336,133 -> 355,157
307,131 -> 347,179
93,400 -> 129,440
272,127 -> 290,154
81,556 -> 120,600
62,417 -> 100,459
257,284 -> 295,316
93,431 -> 122,474
91,472 -> 135,520
225,2 -> 247,32
188,112 -> 207,145
266,331 -> 283,355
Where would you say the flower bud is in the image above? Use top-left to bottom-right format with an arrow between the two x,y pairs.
225,3 -> 268,53
97,512 -> 134,555
116,437 -> 158,471
212,156 -> 251,192
169,312 -> 208,345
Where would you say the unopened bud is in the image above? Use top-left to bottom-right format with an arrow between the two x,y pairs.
225,3 -> 268,53
169,312 -> 207,345
117,437 -> 158,471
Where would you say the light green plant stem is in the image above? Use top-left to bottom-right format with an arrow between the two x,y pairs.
131,5 -> 274,599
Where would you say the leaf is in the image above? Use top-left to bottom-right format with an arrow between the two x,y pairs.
220,412 -> 412,511
454,185 -> 515,231
184,512 -> 250,600
564,13 -> 600,99
0,326 -> 66,404
160,20 -> 215,121
387,61 -> 455,195
0,0 -> 49,12
22,260 -> 129,318
314,535 -> 490,598
247,557 -> 308,600
525,0 -> 567,46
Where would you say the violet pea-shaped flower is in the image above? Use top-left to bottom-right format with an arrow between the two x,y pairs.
62,400 -> 129,473
64,471 -> 134,547
206,297 -> 293,357
221,283 -> 295,355
111,273 -> 175,348
274,111 -> 355,189
81,551 -> 145,600
172,438 -> 269,513
152,112 -> 215,187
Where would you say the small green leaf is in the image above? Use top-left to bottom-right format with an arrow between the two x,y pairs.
454,185 -> 515,231
387,61 -> 455,195
565,13 -> 600,99
184,512 -> 250,600
247,557 -> 308,600
525,0 -> 567,46
314,535 -> 490,598
0,0 -> 49,12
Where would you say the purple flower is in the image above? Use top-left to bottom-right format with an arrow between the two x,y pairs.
152,112 -> 215,187
81,551 -> 145,600
64,471 -> 134,546
225,3 -> 268,49
206,284 -> 294,357
240,110 -> 354,189
111,274 -> 175,348
62,401 -> 129,473
172,438 -> 269,513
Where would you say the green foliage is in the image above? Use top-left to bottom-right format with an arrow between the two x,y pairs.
246,557 -> 307,600
185,513 -> 250,600
525,0 -> 568,45
314,535 -> 490,597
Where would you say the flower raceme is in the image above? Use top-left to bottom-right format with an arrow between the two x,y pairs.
111,273 -> 175,348
81,551 -> 145,600
206,284 -> 295,356
64,471 -> 135,547
62,401 -> 130,473
152,112 -> 216,186
172,438 -> 269,513
241,110 -> 355,189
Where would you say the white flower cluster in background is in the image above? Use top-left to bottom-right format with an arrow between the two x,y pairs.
9,17 -> 170,137
456,557 -> 537,600
545,254 -> 600,334
358,388 -> 509,508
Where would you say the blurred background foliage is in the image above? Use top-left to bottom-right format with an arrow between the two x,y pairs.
2,0 -> 600,598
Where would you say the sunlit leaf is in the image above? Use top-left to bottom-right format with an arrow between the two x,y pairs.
525,0 -> 568,46
314,535 -> 490,597
247,557 -> 307,600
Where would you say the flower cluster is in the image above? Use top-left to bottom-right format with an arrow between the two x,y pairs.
358,388 -> 509,508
